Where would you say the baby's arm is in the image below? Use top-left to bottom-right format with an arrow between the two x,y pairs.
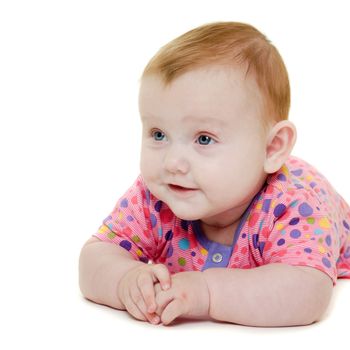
203,263 -> 333,327
79,237 -> 170,323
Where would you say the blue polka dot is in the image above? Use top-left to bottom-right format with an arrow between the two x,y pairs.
314,228 -> 323,235
120,198 -> 128,208
277,238 -> 285,246
322,257 -> 331,268
274,204 -> 287,218
127,215 -> 134,222
179,238 -> 190,250
290,229 -> 301,239
158,227 -> 163,238
304,248 -> 312,253
289,217 -> 300,225
298,202 -> 313,217
325,235 -> 332,246
343,220 -> 350,230
120,240 -> 132,251
290,199 -> 299,208
150,213 -> 157,228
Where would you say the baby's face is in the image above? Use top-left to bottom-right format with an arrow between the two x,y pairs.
139,65 -> 270,224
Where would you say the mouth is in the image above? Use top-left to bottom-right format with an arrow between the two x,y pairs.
168,184 -> 198,194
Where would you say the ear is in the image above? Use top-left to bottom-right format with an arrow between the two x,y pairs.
264,120 -> 297,174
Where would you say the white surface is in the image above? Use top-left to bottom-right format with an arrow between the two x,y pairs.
1,1 -> 350,349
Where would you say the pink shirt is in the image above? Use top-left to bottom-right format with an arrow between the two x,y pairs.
94,156 -> 350,285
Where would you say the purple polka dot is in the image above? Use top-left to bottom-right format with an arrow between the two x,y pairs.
274,203 -> 287,218
343,220 -> 350,230
242,233 -> 247,239
262,199 -> 271,213
252,234 -> 259,249
322,257 -> 331,268
344,247 -> 350,259
191,251 -> 196,257
310,182 -> 317,188
120,240 -> 132,251
181,220 -> 189,231
277,238 -> 285,246
289,217 -> 300,225
277,174 -> 287,181
298,202 -> 313,217
290,229 -> 301,239
154,201 -> 162,212
304,248 -> 312,253
291,169 -> 303,176
145,190 -> 151,205
166,244 -> 173,258
165,230 -> 173,241
127,215 -> 134,222
140,256 -> 149,263
150,213 -> 157,228
120,198 -> 128,208
325,235 -> 332,246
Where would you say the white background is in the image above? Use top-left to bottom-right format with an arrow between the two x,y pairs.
1,0 -> 350,349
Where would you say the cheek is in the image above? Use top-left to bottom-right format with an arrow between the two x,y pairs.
140,148 -> 160,179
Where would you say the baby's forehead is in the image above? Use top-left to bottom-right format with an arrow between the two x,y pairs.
139,66 -> 263,128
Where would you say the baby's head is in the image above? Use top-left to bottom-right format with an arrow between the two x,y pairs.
138,22 -> 297,223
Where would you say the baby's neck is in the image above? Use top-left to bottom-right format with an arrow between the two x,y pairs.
200,218 -> 241,246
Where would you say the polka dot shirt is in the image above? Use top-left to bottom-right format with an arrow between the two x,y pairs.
94,156 -> 350,285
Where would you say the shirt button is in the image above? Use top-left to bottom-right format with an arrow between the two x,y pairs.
212,253 -> 223,263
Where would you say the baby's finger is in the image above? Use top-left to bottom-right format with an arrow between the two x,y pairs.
152,264 -> 171,291
137,272 -> 157,313
161,299 -> 185,326
130,285 -> 160,324
154,286 -> 172,316
122,291 -> 147,322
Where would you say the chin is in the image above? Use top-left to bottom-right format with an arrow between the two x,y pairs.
168,206 -> 202,221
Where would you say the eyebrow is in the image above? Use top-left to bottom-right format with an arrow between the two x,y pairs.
141,114 -> 227,128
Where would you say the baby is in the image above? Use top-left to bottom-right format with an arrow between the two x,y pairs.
79,22 -> 350,327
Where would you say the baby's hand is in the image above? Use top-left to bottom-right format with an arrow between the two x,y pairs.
117,263 -> 171,324
154,271 -> 210,325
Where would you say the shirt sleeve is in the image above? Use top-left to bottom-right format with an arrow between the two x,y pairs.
93,176 -> 166,263
257,189 -> 338,285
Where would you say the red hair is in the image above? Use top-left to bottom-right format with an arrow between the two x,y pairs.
142,22 -> 290,129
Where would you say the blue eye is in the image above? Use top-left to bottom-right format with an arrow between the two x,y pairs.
152,130 -> 166,141
197,135 -> 214,145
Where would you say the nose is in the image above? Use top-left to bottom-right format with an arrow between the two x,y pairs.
163,144 -> 190,175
